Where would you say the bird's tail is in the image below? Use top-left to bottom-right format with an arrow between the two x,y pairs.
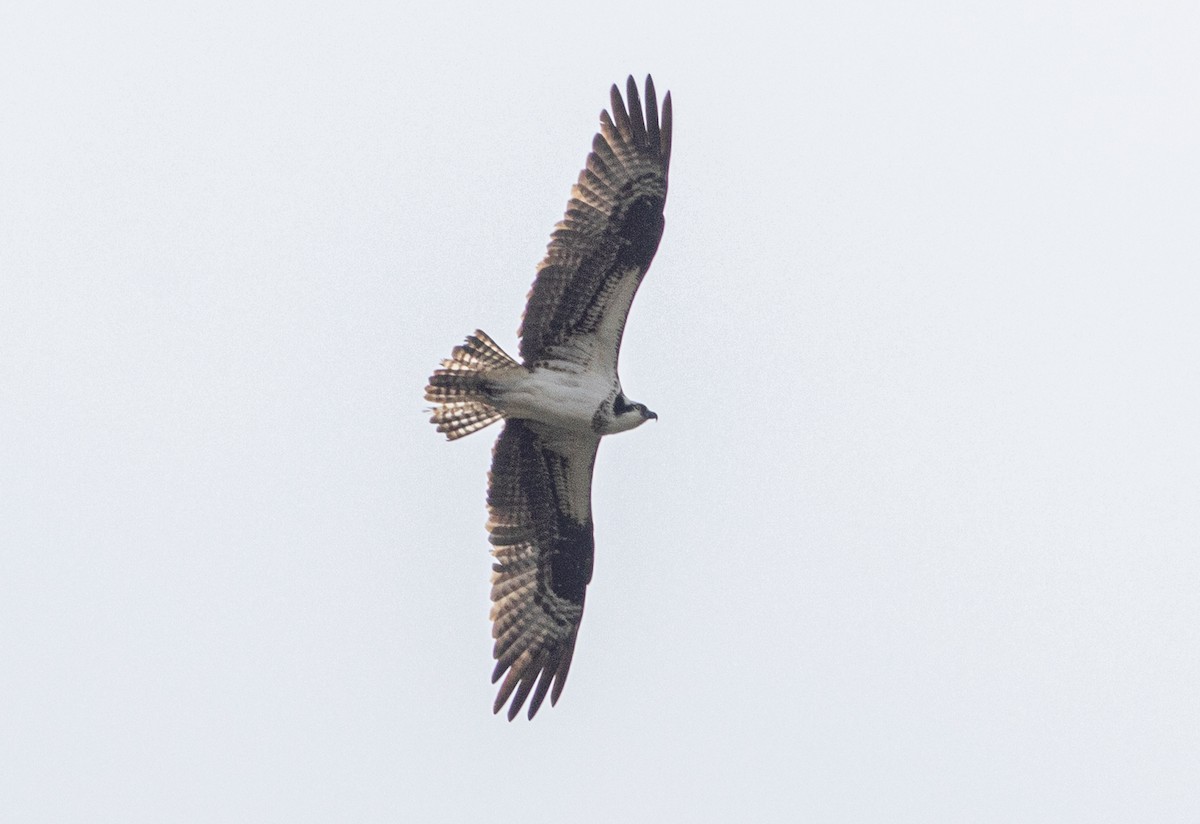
425,330 -> 522,440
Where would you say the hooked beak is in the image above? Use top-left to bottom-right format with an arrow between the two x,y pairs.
647,410 -> 658,421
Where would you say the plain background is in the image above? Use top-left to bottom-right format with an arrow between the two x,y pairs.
3,1 -> 1198,821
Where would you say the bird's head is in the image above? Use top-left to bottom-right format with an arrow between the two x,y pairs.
610,393 -> 657,433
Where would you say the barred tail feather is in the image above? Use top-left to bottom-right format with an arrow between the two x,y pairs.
439,330 -> 521,373
425,330 -> 521,440
430,401 -> 504,441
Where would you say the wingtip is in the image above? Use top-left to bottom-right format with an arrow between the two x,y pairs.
493,678 -> 521,720
661,90 -> 673,172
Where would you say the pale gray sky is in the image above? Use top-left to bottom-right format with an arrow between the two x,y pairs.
3,1 -> 1199,821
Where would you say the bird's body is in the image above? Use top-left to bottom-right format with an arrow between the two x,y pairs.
425,76 -> 672,720
485,361 -> 626,435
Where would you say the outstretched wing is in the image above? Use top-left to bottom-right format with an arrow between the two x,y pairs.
486,419 -> 601,720
519,75 -> 673,375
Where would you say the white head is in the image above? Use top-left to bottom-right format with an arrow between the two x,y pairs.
607,392 -> 657,434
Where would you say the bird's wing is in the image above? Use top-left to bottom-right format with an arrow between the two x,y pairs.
518,75 -> 673,376
486,419 -> 601,720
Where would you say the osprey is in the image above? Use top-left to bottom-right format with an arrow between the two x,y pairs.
425,76 -> 672,720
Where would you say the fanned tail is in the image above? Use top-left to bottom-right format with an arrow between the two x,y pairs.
425,331 -> 521,441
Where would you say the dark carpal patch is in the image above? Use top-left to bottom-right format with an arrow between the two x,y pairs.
547,517 -> 594,603
614,192 -> 666,270
538,447 -> 595,603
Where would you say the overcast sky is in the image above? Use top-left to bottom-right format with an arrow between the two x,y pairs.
3,1 -> 1199,821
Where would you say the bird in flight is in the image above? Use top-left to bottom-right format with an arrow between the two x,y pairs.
425,75 -> 673,720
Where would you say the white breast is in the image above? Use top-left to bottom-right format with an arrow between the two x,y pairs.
492,366 -> 613,434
